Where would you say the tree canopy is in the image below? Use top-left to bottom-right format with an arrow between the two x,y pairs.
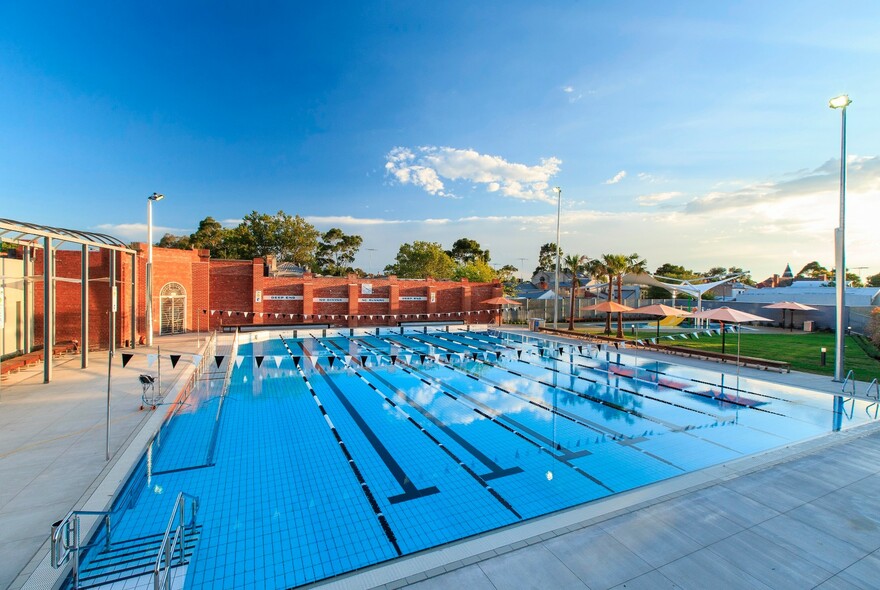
447,238 -> 490,265
385,241 -> 457,279
314,228 -> 363,276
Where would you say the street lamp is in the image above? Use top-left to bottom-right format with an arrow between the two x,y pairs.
553,186 -> 562,329
146,192 -> 164,347
829,95 -> 851,382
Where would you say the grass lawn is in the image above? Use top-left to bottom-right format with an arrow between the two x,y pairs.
657,331 -> 880,379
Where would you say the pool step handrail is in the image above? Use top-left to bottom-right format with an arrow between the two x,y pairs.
154,492 -> 199,590
867,378 -> 879,400
50,509 -> 113,589
841,370 -> 856,397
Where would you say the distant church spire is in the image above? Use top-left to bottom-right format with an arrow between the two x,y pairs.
782,264 -> 793,279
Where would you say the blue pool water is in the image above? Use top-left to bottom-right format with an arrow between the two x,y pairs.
75,328 -> 879,589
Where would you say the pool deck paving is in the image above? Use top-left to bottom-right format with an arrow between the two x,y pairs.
2,326 -> 879,590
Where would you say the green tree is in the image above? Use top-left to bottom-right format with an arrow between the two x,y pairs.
314,228 -> 363,275
869,308 -> 880,348
563,254 -> 589,331
535,242 -> 563,274
868,272 -> 880,287
615,254 -> 647,337
496,264 -> 519,296
601,254 -> 628,334
454,259 -> 495,282
229,210 -> 320,265
797,261 -> 828,278
447,238 -> 490,265
156,233 -> 190,249
647,262 -> 697,298
189,217 -> 228,253
385,241 -> 456,279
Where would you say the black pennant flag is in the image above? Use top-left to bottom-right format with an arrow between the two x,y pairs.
293,356 -> 301,367
361,355 -> 368,366
391,355 -> 397,365
121,353 -> 134,367
445,353 -> 451,362
255,356 -> 264,367
419,354 -> 426,364
214,355 -> 224,367
495,352 -> 502,361
170,354 -> 181,368
558,347 -> 564,356
578,345 -> 583,354
517,350 -> 522,359
472,352 -> 478,360
328,356 -> 336,368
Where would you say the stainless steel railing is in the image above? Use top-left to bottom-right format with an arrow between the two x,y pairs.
841,370 -> 856,397
153,492 -> 199,590
50,509 -> 112,589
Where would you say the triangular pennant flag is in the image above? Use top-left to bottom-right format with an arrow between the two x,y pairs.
293,356 -> 301,367
445,353 -> 452,362
214,355 -> 224,367
495,352 -> 502,361
210,310 -> 217,315
517,350 -> 522,359
402,354 -> 411,364
420,354 -> 426,364
235,356 -> 244,367
170,354 -> 181,368
147,353 -> 157,367
255,355 -> 265,367
328,356 -> 336,368
192,354 -> 203,366
361,355 -> 368,366
243,312 -> 249,318
578,345 -> 583,354
273,356 -> 283,368
343,355 -> 351,366
391,355 -> 397,364
121,352 -> 134,367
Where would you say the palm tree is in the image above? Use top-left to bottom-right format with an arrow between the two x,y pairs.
615,253 -> 647,338
563,254 -> 589,331
601,254 -> 628,335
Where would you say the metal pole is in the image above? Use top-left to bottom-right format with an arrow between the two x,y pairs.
106,251 -> 116,461
130,253 -> 137,348
81,245 -> 89,368
553,186 -> 561,330
43,236 -> 53,383
146,197 -> 153,347
833,100 -> 849,382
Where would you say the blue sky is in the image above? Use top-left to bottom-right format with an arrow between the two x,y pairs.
2,1 -> 879,281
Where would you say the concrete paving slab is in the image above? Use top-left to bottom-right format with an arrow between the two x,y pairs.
543,526 -> 653,589
657,548 -> 774,590
608,569 -> 680,589
751,513 -> 865,572
600,509 -> 702,569
476,545 -> 587,589
404,565 -> 496,590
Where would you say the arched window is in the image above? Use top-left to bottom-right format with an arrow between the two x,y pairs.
159,282 -> 187,335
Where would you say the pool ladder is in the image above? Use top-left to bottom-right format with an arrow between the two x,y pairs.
154,492 -> 199,590
841,370 -> 857,397
50,509 -> 113,589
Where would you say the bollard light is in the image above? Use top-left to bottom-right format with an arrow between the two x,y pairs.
821,347 -> 827,367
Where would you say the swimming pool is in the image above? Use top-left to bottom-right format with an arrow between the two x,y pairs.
68,326 -> 880,589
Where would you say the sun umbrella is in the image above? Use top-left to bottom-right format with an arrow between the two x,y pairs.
583,301 -> 635,337
481,296 -> 522,326
691,306 -> 772,357
625,304 -> 692,339
762,301 -> 819,331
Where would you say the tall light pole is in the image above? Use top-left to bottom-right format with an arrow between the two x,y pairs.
553,186 -> 562,329
829,94 -> 851,382
146,192 -> 164,347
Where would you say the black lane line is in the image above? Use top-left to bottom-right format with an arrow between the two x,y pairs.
286,338 -> 439,505
278,335 -> 402,555
355,336 -> 614,492
323,338 -> 523,482
320,337 -> 523,518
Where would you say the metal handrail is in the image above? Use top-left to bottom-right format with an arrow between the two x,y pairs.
867,378 -> 880,400
154,492 -> 199,590
841,370 -> 856,397
50,509 -> 113,589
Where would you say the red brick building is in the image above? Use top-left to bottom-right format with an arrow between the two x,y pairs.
21,245 -> 502,351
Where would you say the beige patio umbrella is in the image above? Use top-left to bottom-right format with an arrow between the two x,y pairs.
583,301 -> 635,336
481,296 -> 522,326
691,307 -> 773,360
625,303 -> 692,339
762,301 -> 819,332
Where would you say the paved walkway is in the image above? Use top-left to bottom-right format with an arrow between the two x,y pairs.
0,333 -> 210,590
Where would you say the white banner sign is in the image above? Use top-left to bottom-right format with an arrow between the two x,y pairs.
358,297 -> 389,303
265,295 -> 304,301
315,297 -> 349,303
400,296 -> 427,301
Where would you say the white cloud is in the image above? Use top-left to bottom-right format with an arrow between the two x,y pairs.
385,146 -> 561,203
636,192 -> 681,206
603,170 -> 627,185
562,85 -> 574,93
93,223 -> 191,241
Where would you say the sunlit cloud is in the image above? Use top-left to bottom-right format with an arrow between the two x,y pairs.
603,170 -> 627,185
636,192 -> 681,206
385,146 -> 562,203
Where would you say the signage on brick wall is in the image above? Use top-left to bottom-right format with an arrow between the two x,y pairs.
265,295 -> 304,301
430,292 -> 436,303
400,296 -> 427,301
361,283 -> 373,295
358,297 -> 389,303
314,297 -> 349,303
255,290 -> 262,303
